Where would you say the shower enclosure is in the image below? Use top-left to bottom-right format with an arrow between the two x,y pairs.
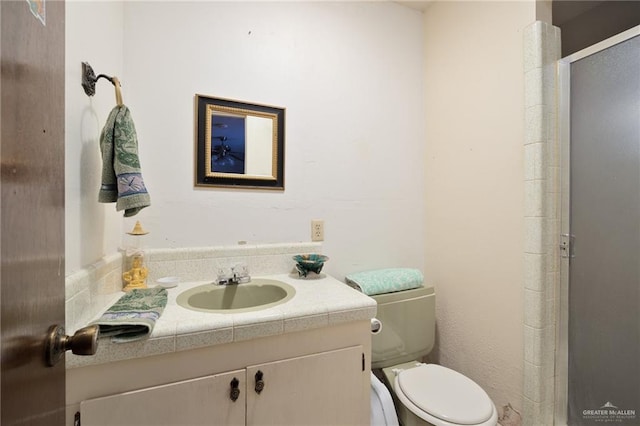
557,26 -> 640,425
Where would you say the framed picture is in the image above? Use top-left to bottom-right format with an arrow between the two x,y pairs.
195,95 -> 285,190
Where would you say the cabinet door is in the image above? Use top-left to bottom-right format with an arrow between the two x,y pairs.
80,369 -> 246,426
247,346 -> 366,426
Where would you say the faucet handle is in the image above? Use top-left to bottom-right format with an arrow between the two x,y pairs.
216,267 -> 230,285
217,263 -> 250,285
231,262 -> 251,283
232,262 -> 249,275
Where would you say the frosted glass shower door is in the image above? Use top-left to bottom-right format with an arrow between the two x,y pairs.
566,32 -> 640,425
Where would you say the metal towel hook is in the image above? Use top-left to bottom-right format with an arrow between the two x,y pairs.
81,62 -> 123,106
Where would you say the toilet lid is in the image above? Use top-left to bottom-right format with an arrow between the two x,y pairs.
396,364 -> 493,425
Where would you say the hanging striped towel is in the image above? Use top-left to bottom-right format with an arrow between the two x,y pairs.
98,105 -> 150,217
345,268 -> 424,296
90,287 -> 167,343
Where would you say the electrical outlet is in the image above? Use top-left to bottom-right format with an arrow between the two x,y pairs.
311,220 -> 324,241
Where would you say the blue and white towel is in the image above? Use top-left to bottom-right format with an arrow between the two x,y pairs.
345,268 -> 424,296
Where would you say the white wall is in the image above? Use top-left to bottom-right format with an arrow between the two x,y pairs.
423,1 -> 534,414
66,1 -> 124,273
65,0 -> 537,414
65,1 -> 426,279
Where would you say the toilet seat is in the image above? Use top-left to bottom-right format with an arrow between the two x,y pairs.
394,364 -> 497,426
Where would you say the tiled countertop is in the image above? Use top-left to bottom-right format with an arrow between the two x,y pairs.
67,273 -> 376,369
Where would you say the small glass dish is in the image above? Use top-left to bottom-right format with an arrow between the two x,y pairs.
156,276 -> 180,288
292,254 -> 329,277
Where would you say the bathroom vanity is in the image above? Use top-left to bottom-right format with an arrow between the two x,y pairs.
65,272 -> 376,426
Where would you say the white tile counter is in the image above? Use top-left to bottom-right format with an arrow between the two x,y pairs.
66,273 -> 376,368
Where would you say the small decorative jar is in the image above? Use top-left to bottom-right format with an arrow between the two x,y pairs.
122,221 -> 149,292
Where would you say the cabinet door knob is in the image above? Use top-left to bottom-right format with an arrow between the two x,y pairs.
254,370 -> 265,394
230,377 -> 240,402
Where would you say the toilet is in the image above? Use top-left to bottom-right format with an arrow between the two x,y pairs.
369,286 -> 498,426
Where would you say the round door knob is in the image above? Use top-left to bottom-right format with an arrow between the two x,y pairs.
45,324 -> 99,366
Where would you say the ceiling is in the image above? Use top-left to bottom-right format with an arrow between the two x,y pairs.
395,1 -> 434,12
552,0 -> 607,25
396,0 -> 616,22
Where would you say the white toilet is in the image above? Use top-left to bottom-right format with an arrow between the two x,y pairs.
369,286 -> 498,426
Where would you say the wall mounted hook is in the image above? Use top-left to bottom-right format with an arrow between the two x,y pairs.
81,62 -> 116,97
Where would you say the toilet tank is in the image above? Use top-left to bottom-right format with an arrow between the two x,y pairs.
370,286 -> 435,370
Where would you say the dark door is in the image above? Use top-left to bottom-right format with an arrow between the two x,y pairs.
1,1 -> 66,425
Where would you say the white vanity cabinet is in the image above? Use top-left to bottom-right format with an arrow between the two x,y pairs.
246,346 -> 365,426
81,370 -> 246,425
67,322 -> 372,426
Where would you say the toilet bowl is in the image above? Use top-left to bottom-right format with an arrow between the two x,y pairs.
371,362 -> 497,426
365,285 -> 497,426
381,362 -> 498,426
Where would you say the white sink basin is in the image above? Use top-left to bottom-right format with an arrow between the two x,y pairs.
176,279 -> 295,313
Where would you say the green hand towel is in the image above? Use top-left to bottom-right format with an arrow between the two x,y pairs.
345,268 -> 424,296
91,287 -> 167,343
98,105 -> 150,217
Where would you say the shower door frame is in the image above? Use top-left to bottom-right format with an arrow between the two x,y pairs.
555,24 -> 640,426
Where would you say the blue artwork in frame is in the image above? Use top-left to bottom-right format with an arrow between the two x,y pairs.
211,114 -> 246,175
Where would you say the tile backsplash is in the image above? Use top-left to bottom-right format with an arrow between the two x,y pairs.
65,242 -> 322,333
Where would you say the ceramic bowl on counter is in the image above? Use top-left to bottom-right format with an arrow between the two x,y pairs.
292,254 -> 329,277
156,276 -> 181,288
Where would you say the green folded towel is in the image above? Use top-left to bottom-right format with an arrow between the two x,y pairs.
345,268 -> 424,296
91,287 -> 167,343
98,105 -> 151,217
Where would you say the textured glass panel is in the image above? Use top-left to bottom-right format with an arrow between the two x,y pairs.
568,35 -> 640,425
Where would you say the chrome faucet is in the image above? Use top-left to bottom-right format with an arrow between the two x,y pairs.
216,263 -> 251,285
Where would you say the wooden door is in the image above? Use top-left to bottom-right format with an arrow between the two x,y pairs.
1,1 -> 66,425
80,370 -> 247,426
247,346 -> 367,426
